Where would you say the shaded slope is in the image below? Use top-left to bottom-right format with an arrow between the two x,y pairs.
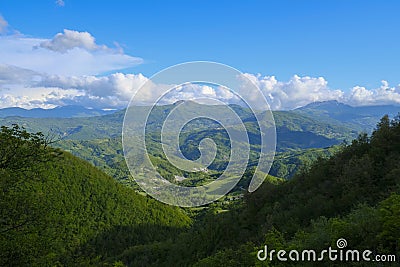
118,115 -> 400,266
0,125 -> 190,266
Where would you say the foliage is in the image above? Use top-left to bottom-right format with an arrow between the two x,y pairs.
118,114 -> 400,266
0,125 -> 190,266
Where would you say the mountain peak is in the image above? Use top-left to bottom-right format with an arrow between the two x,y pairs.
173,100 -> 197,105
300,100 -> 351,109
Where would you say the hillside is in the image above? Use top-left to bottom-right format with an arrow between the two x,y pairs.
57,137 -> 340,188
189,115 -> 400,266
0,125 -> 191,266
101,115 -> 400,266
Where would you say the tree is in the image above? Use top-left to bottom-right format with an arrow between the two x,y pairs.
0,125 -> 62,266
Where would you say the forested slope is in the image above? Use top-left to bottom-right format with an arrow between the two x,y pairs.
194,115 -> 400,266
0,125 -> 191,266
116,115 -> 400,266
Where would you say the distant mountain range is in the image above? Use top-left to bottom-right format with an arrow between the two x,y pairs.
294,100 -> 400,132
1,101 -> 398,127
0,102 -> 356,150
1,100 -> 399,152
0,105 -> 117,118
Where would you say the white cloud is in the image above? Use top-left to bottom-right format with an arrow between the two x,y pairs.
55,0 -> 65,7
0,22 -> 144,108
0,64 -> 40,85
244,73 -> 344,110
39,29 -> 103,53
37,72 -> 148,101
243,74 -> 400,109
200,85 -> 217,97
347,80 -> 400,106
0,51 -> 143,109
148,83 -> 242,105
0,84 -> 83,109
2,65 -> 400,110
0,15 -> 8,34
0,33 -> 142,76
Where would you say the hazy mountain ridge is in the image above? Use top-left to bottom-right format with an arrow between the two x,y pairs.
0,105 -> 117,118
295,100 -> 400,132
3,100 -> 398,133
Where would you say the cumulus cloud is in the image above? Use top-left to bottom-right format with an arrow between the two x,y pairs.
0,67 -> 240,109
39,29 -> 106,53
0,48 -> 141,109
243,73 -> 344,110
0,64 -> 40,85
55,0 -> 65,7
0,33 -> 142,76
0,79 -> 84,109
158,83 -> 235,105
200,85 -> 217,97
0,15 -> 8,34
242,74 -> 400,109
37,72 -> 149,102
348,80 -> 400,106
2,66 -> 400,110
0,22 -> 146,108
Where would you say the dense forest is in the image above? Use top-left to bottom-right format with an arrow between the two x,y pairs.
1,115 -> 399,266
0,125 -> 191,266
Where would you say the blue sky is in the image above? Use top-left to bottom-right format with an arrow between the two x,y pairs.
0,0 -> 400,109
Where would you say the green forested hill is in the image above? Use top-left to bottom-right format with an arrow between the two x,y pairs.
102,115 -> 399,266
269,145 -> 341,178
0,125 -> 191,266
173,115 -> 400,266
56,137 -> 340,187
